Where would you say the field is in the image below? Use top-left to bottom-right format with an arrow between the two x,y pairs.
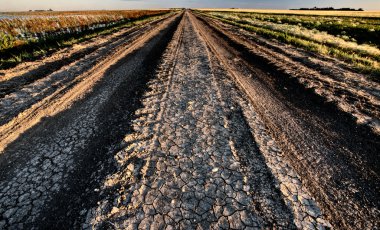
0,10 -> 171,68
200,10 -> 380,77
199,8 -> 380,17
0,9 -> 379,229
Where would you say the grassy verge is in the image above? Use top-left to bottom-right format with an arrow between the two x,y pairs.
217,15 -> 380,62
205,13 -> 380,78
217,11 -> 380,48
0,12 -> 171,70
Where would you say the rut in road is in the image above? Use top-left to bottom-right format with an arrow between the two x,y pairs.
0,13 -> 175,151
0,13 -> 182,229
86,12 -> 331,229
193,12 -> 379,229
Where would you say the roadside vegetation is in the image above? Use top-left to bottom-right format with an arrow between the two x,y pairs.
199,9 -> 380,17
202,11 -> 380,77
0,10 -> 171,69
224,12 -> 380,47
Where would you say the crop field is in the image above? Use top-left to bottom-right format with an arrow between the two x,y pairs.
0,10 -> 170,68
0,9 -> 379,229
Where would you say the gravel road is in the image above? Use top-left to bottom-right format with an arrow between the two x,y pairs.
0,10 -> 378,229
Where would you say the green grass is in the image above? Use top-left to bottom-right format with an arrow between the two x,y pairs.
204,12 -> 380,78
206,11 -> 380,48
226,16 -> 380,62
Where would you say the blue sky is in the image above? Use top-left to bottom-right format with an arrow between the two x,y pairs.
0,0 -> 379,11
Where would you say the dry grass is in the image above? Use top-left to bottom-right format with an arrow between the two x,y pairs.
198,9 -> 380,17
0,10 -> 169,37
210,12 -> 380,59
0,10 -> 170,51
0,10 -> 172,68
204,11 -> 380,76
1,10 -> 170,16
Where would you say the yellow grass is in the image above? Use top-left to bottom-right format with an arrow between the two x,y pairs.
198,9 -> 380,17
1,10 -> 171,16
0,10 -> 169,36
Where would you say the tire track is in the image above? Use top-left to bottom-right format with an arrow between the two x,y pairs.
192,11 -> 379,229
192,12 -> 331,229
85,12 -> 330,229
0,9 -> 377,229
0,13 -> 180,153
0,14 -> 172,127
0,13 -> 173,99
0,13 -> 182,229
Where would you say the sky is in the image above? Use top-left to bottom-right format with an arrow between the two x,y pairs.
0,0 -> 380,12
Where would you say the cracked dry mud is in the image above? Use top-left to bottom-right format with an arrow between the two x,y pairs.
0,11 -> 379,229
0,13 -> 181,229
85,14 -> 331,229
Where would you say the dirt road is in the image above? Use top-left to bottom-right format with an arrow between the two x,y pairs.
0,11 -> 379,229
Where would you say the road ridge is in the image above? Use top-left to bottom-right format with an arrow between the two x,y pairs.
85,12 -> 330,229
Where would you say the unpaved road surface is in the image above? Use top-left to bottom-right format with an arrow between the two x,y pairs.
0,11 -> 379,229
